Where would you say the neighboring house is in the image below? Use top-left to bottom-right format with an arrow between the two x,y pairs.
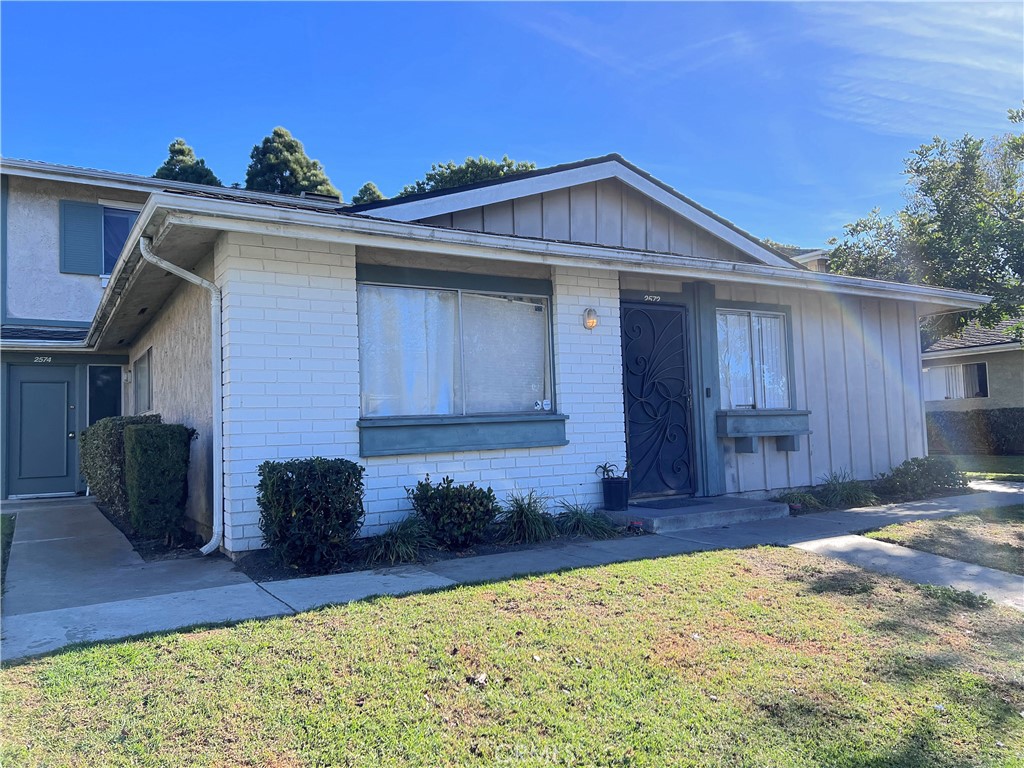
922,319 -> 1023,411
1,154 -> 987,556
782,247 -> 830,273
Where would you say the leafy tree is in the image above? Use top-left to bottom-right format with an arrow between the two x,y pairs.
399,155 -> 536,197
828,109 -> 1024,337
352,181 -> 385,204
245,127 -> 340,198
153,139 -> 222,186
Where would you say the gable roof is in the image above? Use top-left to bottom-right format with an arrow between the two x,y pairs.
344,154 -> 800,269
923,318 -> 1023,354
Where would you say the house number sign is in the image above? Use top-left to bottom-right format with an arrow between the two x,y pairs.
33,356 -> 53,363
643,295 -> 661,302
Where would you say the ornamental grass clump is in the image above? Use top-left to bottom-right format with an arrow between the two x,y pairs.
363,514 -> 435,566
407,475 -> 498,549
817,468 -> 879,509
555,499 -> 620,539
497,489 -> 558,544
257,457 -> 365,573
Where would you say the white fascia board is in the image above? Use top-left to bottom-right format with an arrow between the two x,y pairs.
0,158 -> 343,211
361,160 -> 794,269
922,343 -> 1022,360
129,194 -> 990,315
0,340 -> 91,350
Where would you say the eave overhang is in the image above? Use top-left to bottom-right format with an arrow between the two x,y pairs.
88,193 -> 992,350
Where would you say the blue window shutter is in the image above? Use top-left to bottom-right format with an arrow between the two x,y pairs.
60,200 -> 103,274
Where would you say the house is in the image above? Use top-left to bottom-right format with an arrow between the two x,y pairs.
1,155 -> 988,556
778,247 -> 830,273
922,319 -> 1023,455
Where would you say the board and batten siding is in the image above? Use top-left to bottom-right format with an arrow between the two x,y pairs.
418,178 -> 755,264
714,282 -> 926,494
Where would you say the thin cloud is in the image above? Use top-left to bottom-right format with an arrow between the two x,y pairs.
797,2 -> 1022,137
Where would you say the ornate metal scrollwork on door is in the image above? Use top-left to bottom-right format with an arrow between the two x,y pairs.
621,305 -> 694,496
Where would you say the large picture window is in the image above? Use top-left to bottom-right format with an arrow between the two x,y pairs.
358,283 -> 551,418
717,309 -> 790,409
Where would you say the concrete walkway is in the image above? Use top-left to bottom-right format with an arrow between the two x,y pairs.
2,482 -> 1021,663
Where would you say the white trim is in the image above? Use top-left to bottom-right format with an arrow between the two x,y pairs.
97,199 -> 144,212
922,342 -> 1022,360
352,160 -> 794,269
1,158 -> 343,211
88,193 -> 991,348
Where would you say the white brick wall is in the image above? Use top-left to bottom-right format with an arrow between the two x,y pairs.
215,234 -> 627,553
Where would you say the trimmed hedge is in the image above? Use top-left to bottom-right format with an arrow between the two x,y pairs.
80,415 -> 162,524
927,408 -> 1024,455
407,475 -> 498,549
124,423 -> 195,540
257,457 -> 365,573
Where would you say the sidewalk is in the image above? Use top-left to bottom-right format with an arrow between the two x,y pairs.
3,482 -> 1021,663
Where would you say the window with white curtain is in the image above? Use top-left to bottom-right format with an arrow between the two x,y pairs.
717,309 -> 790,409
358,283 -> 551,418
923,362 -> 988,400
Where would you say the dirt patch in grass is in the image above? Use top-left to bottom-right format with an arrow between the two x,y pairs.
3,547 -> 1021,767
865,504 -> 1024,576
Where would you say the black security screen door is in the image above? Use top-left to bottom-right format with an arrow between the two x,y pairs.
621,303 -> 695,496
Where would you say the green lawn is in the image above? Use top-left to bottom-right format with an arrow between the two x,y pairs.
944,455 -> 1024,482
1,513 -> 15,593
866,505 -> 1024,576
3,548 -> 1023,767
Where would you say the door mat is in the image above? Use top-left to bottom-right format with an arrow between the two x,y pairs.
631,498 -> 710,511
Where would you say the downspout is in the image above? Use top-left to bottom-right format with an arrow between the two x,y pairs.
138,237 -> 224,555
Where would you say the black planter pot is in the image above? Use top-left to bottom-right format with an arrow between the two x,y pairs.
601,477 -> 630,511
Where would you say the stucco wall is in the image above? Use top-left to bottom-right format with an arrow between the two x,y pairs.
214,231 -> 626,554
4,175 -> 148,323
128,255 -> 214,536
924,349 -> 1024,412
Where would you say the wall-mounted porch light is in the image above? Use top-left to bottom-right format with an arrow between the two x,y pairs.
582,307 -> 599,331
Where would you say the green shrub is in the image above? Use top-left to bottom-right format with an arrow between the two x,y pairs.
927,408 -> 1024,455
257,457 -> 365,573
817,469 -> 879,509
874,456 -> 968,502
498,490 -> 558,544
555,499 -> 619,539
916,584 -> 992,609
364,514 -> 435,567
406,475 -> 498,549
80,415 -> 162,524
124,424 -> 195,541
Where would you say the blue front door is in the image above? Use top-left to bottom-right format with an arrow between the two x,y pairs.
621,304 -> 695,497
7,364 -> 78,496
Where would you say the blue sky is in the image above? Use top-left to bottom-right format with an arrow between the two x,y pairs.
2,1 -> 1020,248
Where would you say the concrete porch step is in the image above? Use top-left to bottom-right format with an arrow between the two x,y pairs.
603,496 -> 790,534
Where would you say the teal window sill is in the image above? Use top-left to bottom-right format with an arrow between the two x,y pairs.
358,413 -> 569,457
716,409 -> 811,453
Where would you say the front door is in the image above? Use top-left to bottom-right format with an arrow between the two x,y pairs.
7,364 -> 78,497
621,303 -> 695,496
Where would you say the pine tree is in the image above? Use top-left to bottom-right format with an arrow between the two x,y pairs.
352,181 -> 385,204
399,155 -> 536,197
245,127 -> 340,198
153,139 -> 222,186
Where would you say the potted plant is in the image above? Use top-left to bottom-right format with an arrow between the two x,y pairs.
596,462 -> 630,511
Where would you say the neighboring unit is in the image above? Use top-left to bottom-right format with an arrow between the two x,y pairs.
1,154 -> 989,555
922,319 -> 1023,411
